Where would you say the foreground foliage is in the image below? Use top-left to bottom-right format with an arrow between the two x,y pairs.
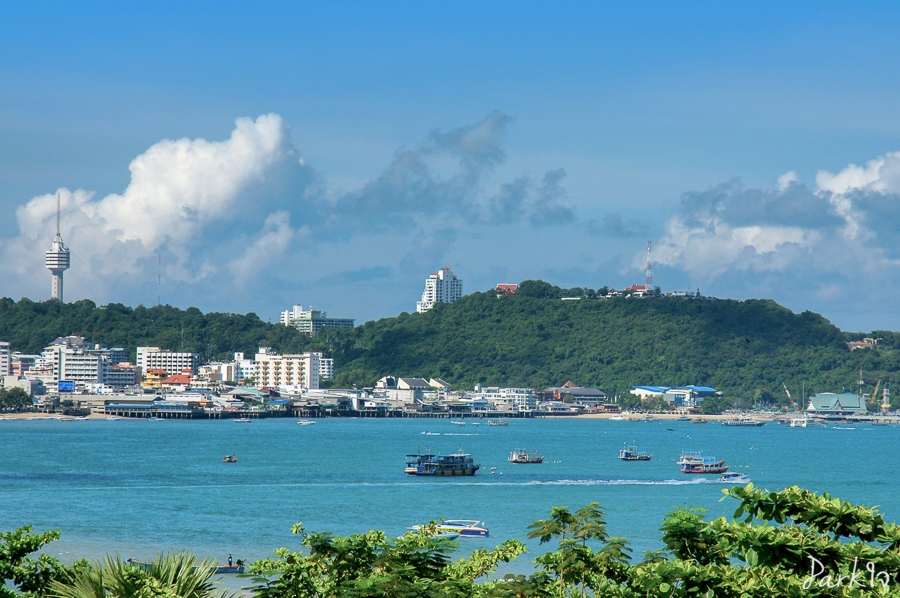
8,486 -> 900,597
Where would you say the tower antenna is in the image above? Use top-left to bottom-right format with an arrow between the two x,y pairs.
56,192 -> 61,236
45,192 -> 71,302
645,241 -> 652,289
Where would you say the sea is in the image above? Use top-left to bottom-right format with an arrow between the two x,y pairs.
0,416 -> 896,577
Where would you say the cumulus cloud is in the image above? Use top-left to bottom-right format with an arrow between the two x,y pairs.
0,111 -> 572,307
0,114 -> 298,300
648,151 -> 900,290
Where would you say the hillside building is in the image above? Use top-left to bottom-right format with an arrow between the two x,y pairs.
416,267 -> 463,313
280,305 -> 355,336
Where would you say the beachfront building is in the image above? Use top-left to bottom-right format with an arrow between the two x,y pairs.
254,347 -> 321,390
630,385 -> 719,407
136,347 -> 199,376
540,381 -> 607,407
466,385 -> 537,413
806,392 -> 867,416
27,336 -> 129,389
416,267 -> 463,313
0,342 -> 10,377
104,363 -> 141,389
319,357 -> 334,380
280,305 -> 355,336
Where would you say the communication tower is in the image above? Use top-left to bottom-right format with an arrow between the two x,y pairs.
645,241 -> 652,289
45,192 -> 70,302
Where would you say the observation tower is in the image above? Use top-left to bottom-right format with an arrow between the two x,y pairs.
45,193 -> 70,302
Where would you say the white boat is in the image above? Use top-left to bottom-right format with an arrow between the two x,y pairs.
608,415 -> 626,421
487,419 -> 508,426
234,418 -> 252,423
410,519 -> 488,537
789,415 -> 824,428
296,419 -> 316,425
716,472 -> 750,484
450,420 -> 466,426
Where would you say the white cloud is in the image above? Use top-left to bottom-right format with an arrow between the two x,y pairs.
0,114 -> 294,299
228,211 -> 309,284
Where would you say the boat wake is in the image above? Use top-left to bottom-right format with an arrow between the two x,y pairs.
441,433 -> 479,436
528,478 -> 712,486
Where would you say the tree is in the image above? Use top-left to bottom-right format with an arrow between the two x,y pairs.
49,552 -> 229,598
246,522 -> 525,598
0,526 -> 86,598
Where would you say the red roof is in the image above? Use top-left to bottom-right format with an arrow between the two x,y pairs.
161,374 -> 191,385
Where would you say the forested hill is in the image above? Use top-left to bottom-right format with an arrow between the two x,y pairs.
329,292 -> 900,401
1,292 -> 898,401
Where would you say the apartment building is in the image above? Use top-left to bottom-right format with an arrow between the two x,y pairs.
416,267 -> 463,313
253,347 -> 321,390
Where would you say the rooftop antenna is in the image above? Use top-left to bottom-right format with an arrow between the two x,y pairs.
157,253 -> 161,307
645,241 -> 652,289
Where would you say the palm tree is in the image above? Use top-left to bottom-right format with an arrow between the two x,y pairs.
49,552 -> 233,598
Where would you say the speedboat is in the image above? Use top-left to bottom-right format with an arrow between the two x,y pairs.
411,520 -> 489,537
487,419 -> 509,426
716,472 -> 750,484
450,420 -> 466,426
296,419 -> 316,425
234,418 -> 252,423
222,454 -> 237,463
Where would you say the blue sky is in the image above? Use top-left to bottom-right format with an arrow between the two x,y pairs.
2,2 -> 900,331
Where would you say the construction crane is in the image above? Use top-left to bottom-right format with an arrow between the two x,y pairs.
872,379 -> 882,407
781,382 -> 797,409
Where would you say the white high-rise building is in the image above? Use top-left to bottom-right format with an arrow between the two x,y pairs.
416,267 -> 463,313
45,193 -> 71,302
253,347 -> 321,390
281,305 -> 355,336
0,342 -> 10,377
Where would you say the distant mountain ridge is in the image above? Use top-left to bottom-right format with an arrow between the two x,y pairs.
0,290 -> 896,402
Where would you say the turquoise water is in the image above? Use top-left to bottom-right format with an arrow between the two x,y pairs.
1,417 -> 897,570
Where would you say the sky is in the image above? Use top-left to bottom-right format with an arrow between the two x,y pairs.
2,2 -> 900,332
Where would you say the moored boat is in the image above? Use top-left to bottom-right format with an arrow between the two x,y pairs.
608,415 -> 626,421
233,418 -> 252,423
508,449 -> 544,464
487,419 -> 509,426
690,417 -> 707,424
405,450 -> 480,476
618,444 -> 652,461
296,419 -> 316,425
721,418 -> 765,426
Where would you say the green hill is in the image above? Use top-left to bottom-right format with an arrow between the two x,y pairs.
1,289 -> 897,406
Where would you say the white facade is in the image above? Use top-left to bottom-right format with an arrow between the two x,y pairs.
319,357 -> 334,380
466,386 -> 537,413
234,352 -> 256,382
136,347 -> 199,375
0,342 -> 10,377
416,267 -> 463,313
33,337 -> 105,386
253,347 -> 321,390
281,305 -> 355,336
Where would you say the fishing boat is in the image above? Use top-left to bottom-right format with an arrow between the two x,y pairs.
222,454 -> 237,463
215,562 -> 245,574
233,418 -> 252,423
405,450 -> 480,476
716,472 -> 750,484
296,419 -> 316,425
690,417 -> 707,424
721,418 -> 765,426
411,520 -> 489,537
618,443 -> 652,461
487,419 -> 509,426
508,449 -> 544,464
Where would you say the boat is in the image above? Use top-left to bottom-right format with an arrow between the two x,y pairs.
608,415 -> 626,421
234,418 -> 252,423
618,444 -> 652,461
871,420 -> 890,426
680,454 -> 729,474
407,527 -> 460,540
222,454 -> 237,463
411,520 -> 489,537
405,450 -> 480,476
296,419 -> 316,425
508,449 -> 544,464
487,419 -> 509,426
148,417 -> 161,422
676,415 -> 691,422
721,418 -> 766,426
450,420 -> 466,426
470,422 -> 480,426
690,418 -> 708,424
641,415 -> 657,422
215,563 -> 245,574
790,416 -> 824,428
716,472 -> 750,484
